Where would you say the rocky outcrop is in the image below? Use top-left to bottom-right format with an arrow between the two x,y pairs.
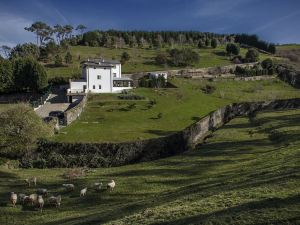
277,64 -> 300,88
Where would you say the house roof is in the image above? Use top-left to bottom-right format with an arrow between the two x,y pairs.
81,58 -> 120,68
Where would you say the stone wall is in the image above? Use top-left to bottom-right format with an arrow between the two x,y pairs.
63,95 -> 88,125
277,64 -> 300,88
32,98 -> 300,168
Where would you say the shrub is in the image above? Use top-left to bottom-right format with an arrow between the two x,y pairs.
245,48 -> 260,62
121,52 -> 130,64
169,48 -> 200,66
201,84 -> 216,94
226,43 -> 240,56
54,54 -> 63,66
155,52 -> 168,65
118,94 -> 145,100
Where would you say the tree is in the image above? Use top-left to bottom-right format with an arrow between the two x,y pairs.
0,103 -> 52,157
226,43 -> 240,56
169,48 -> 200,66
198,40 -> 204,48
24,21 -> 52,46
211,39 -> 218,48
65,52 -> 73,64
64,25 -> 74,39
261,58 -> 273,69
268,44 -> 276,54
205,39 -> 210,47
75,24 -> 87,35
0,45 -> 12,58
245,48 -> 259,62
121,52 -> 130,64
10,43 -> 40,59
0,60 -> 14,92
54,54 -> 63,67
155,52 -> 168,65
13,58 -> 48,92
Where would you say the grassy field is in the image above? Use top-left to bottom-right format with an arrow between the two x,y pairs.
53,78 -> 300,143
46,45 -> 273,79
1,109 -> 300,225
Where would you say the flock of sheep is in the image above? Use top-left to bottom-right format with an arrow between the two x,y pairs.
9,177 -> 116,212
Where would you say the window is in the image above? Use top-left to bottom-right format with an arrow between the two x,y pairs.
93,85 -> 95,89
83,85 -> 86,90
97,75 -> 101,79
99,85 -> 101,89
113,73 -> 117,78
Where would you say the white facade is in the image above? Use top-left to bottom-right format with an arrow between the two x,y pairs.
68,59 -> 132,94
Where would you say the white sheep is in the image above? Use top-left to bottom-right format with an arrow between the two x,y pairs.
37,195 -> 44,212
49,195 -> 62,207
80,187 -> 87,197
62,183 -> 75,192
25,177 -> 37,187
29,193 -> 38,205
10,192 -> 17,207
107,180 -> 116,192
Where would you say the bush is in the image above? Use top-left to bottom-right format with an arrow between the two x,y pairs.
121,52 -> 130,64
245,48 -> 260,62
201,84 -> 216,94
54,54 -> 63,67
169,48 -> 200,66
155,52 -> 168,65
118,95 -> 145,100
226,43 -> 240,56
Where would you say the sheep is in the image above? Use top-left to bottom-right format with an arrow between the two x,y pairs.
80,187 -> 87,197
107,180 -> 116,192
25,177 -> 37,187
18,193 -> 28,204
37,188 -> 48,197
48,195 -> 62,207
94,182 -> 103,191
37,195 -> 44,212
62,183 -> 75,192
10,192 -> 17,207
28,193 -> 38,205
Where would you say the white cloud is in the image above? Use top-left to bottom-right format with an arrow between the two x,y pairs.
0,13 -> 35,47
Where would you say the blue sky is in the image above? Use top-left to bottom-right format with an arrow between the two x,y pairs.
0,0 -> 300,47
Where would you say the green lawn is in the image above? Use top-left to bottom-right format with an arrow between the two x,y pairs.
46,45 -> 273,79
1,109 -> 299,225
53,78 -> 300,143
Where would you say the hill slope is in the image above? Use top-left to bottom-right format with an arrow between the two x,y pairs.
1,109 -> 299,225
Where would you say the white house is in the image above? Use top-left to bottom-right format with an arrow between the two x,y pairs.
67,59 -> 133,96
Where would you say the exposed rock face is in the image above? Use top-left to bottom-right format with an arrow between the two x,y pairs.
31,98 -> 300,168
277,64 -> 300,88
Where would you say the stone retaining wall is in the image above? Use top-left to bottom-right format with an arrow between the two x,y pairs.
63,95 -> 87,125
32,98 -> 300,168
277,64 -> 300,88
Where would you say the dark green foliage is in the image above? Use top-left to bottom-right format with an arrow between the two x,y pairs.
155,52 -> 168,65
65,51 -> 73,64
235,33 -> 276,53
54,54 -> 63,66
226,43 -> 240,56
198,40 -> 204,48
205,39 -> 210,47
261,58 -> 273,70
10,43 -> 40,59
235,62 -> 273,77
201,84 -> 216,94
139,76 -> 166,88
117,95 -> 145,100
0,59 -> 14,93
169,48 -> 200,66
12,57 -> 48,92
211,39 -> 218,48
121,51 -> 130,64
82,31 -> 101,46
245,48 -> 260,62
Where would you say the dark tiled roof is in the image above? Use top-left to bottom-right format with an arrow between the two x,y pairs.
81,58 -> 120,68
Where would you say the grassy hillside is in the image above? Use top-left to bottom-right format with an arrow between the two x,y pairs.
46,45 -> 273,79
53,78 -> 300,143
1,109 -> 299,225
